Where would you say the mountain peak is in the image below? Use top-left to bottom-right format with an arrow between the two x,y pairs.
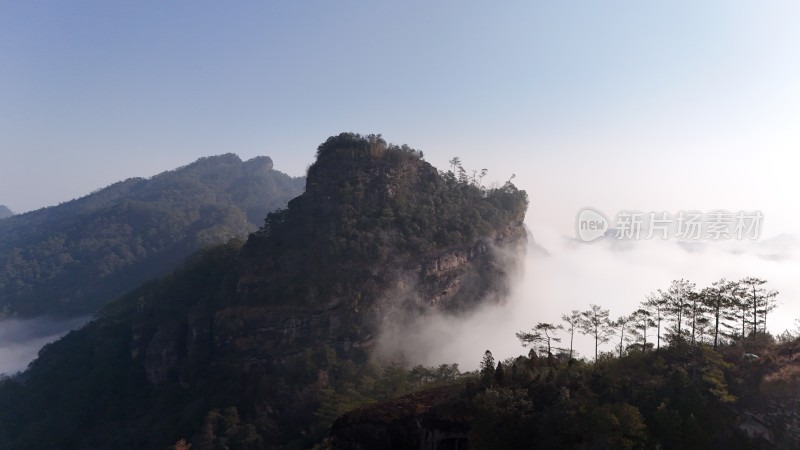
0,134 -> 528,448
244,155 -> 274,171
0,155 -> 304,317
306,133 -> 428,195
186,152 -> 242,167
0,204 -> 13,219
235,133 -> 527,326
245,133 -> 526,277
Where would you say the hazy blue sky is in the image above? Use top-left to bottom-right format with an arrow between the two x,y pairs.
2,1 -> 799,236
2,1 -> 800,365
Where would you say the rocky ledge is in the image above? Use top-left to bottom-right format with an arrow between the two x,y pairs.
330,386 -> 472,450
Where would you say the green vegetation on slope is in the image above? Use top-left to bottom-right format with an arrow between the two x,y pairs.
0,154 -> 304,317
330,277 -> 796,449
462,333 -> 799,450
0,133 -> 528,449
241,133 -> 527,308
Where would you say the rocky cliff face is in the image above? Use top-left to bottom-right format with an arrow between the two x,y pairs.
330,386 -> 471,450
203,231 -> 524,376
0,133 -> 528,449
738,398 -> 800,448
134,134 -> 528,381
737,342 -> 800,448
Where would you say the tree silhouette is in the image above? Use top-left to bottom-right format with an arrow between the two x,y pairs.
688,289 -> 705,348
516,330 -> 544,352
740,277 -> 768,341
561,310 -> 581,359
480,350 -> 496,386
536,322 -> 562,357
580,304 -> 612,361
612,315 -> 635,357
644,292 -> 667,350
631,308 -> 655,351
449,157 -> 461,173
662,279 -> 695,341
761,289 -> 779,336
700,279 -> 739,349
517,323 -> 562,357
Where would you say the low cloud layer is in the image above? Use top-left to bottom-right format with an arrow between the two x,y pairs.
3,224 -> 797,376
381,222 -> 800,370
0,316 -> 89,376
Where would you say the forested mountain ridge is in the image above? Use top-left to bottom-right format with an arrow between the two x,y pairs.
0,206 -> 12,220
0,133 -> 529,449
0,154 -> 304,317
331,276 -> 800,449
331,337 -> 800,449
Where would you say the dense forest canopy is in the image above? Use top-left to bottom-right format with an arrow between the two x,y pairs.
239,133 -> 528,308
0,134 -> 796,449
0,133 -> 530,449
1,134 -> 796,450
330,276 -> 799,450
0,154 -> 304,317
473,280 -> 797,449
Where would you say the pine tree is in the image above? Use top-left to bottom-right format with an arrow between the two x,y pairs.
480,350 -> 496,386
561,310 -> 581,359
494,361 -> 506,385
631,307 -> 655,351
662,279 -> 695,341
761,289 -> 779,336
537,322 -> 562,357
515,329 -> 544,354
579,304 -> 612,361
700,279 -> 739,349
740,277 -> 768,341
644,292 -> 667,350
612,315 -> 635,357
688,289 -> 706,348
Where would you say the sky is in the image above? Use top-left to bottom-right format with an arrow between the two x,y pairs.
2,1 -> 800,369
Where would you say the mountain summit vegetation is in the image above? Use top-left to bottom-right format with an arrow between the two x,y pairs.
0,154 -> 304,317
332,329 -> 800,450
0,133 -> 528,449
331,276 -> 799,449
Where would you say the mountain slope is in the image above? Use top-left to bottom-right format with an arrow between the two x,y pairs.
0,205 -> 12,219
0,154 -> 304,317
332,339 -> 800,449
0,133 -> 528,449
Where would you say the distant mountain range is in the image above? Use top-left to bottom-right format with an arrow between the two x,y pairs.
1,136 -> 798,450
0,133 -> 529,449
0,205 -> 13,219
0,154 -> 304,317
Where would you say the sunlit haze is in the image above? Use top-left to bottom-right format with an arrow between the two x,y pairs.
2,1 -> 800,368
